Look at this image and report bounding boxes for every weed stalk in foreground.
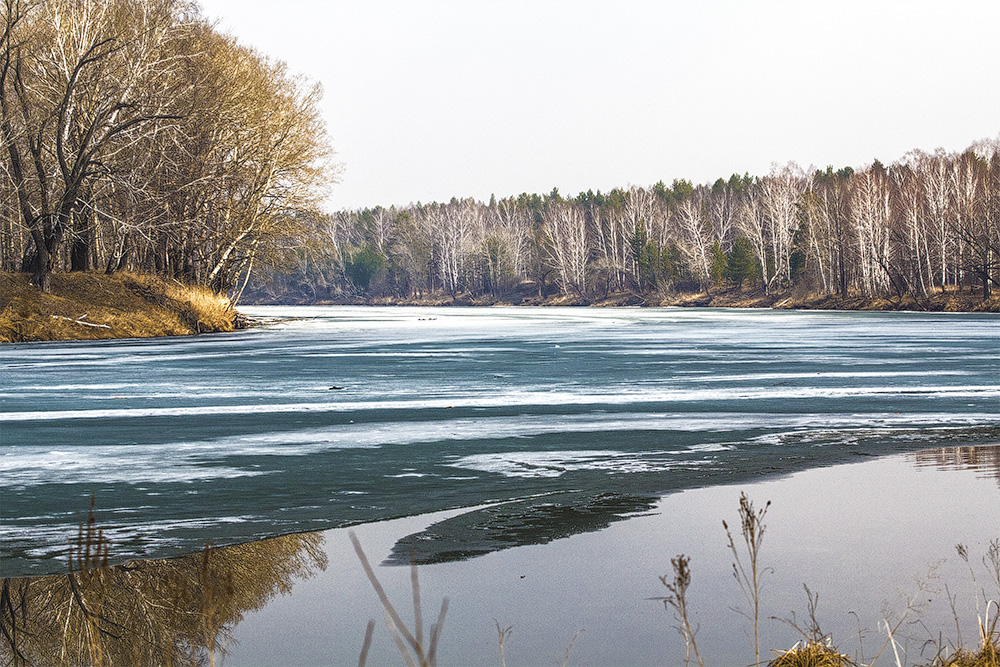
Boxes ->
[660,554,705,667]
[725,492,771,666]
[350,531,448,667]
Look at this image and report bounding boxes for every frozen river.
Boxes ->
[2,307,998,576]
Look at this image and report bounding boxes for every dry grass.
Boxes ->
[0,271,240,343]
[4,485,998,666]
[669,494,1000,667]
[769,640,857,666]
[725,492,771,666]
[658,554,704,667]
[929,644,1000,667]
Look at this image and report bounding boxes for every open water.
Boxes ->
[1,307,998,576]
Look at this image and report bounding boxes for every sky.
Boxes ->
[196,0,1000,212]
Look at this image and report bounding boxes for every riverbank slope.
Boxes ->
[0,272,245,343]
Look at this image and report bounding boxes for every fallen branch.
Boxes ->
[51,315,111,329]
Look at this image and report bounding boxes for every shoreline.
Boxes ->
[0,271,249,343]
[252,285,1000,313]
[3,271,997,343]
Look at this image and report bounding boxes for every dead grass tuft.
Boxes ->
[768,640,856,666]
[927,642,1000,667]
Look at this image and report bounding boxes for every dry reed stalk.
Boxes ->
[496,622,513,667]
[359,619,376,667]
[724,492,771,666]
[562,629,583,667]
[350,531,448,667]
[659,554,704,667]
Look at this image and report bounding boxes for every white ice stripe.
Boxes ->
[0,413,990,472]
[3,385,999,422]
[0,446,268,486]
[675,370,973,381]
[746,424,999,447]
[449,449,714,478]
[0,383,177,392]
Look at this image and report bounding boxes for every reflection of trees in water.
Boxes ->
[911,445,1000,486]
[1,514,327,667]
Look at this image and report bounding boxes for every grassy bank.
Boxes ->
[0,272,245,343]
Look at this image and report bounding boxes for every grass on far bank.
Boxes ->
[291,282,1000,312]
[0,271,241,343]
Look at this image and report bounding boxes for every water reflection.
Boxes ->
[0,530,326,666]
[910,444,1000,486]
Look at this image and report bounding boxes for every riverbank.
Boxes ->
[0,272,246,343]
[4,273,996,344]
[271,284,1000,312]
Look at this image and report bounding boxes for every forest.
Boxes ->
[2,1,998,306]
[256,141,1000,306]
[1,0,332,295]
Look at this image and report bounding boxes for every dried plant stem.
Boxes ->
[724,492,771,667]
[496,622,513,667]
[660,554,704,667]
[358,619,376,667]
[350,531,447,667]
[562,629,583,667]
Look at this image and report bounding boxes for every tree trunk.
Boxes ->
[32,243,53,293]
[70,210,93,272]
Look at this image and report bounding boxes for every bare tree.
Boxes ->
[759,164,805,292]
[1,0,188,291]
[950,146,997,297]
[850,164,893,296]
[675,190,712,288]
[543,200,588,296]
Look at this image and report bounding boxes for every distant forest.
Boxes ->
[2,3,997,305]
[254,140,1000,304]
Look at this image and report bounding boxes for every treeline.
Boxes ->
[256,140,1000,305]
[1,0,332,295]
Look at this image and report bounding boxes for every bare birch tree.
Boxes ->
[543,200,588,295]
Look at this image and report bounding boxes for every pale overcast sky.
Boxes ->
[197,0,999,212]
